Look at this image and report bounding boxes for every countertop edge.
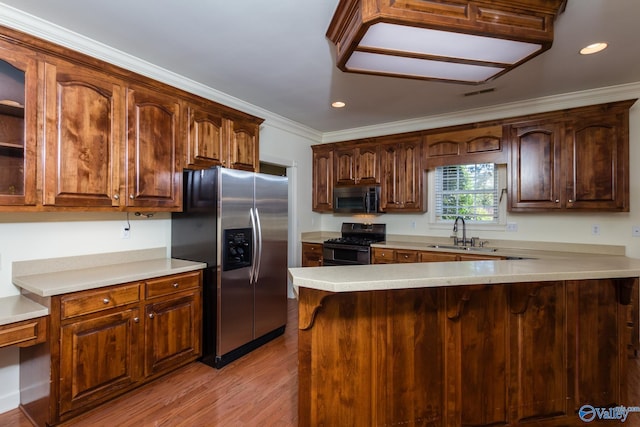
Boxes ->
[289,256,640,293]
[13,258,207,297]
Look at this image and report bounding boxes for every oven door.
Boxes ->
[323,244,371,266]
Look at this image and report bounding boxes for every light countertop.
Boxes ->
[288,255,640,293]
[0,295,49,326]
[12,248,206,298]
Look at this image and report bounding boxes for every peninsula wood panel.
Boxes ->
[298,278,637,426]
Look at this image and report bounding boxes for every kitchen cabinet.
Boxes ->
[0,42,37,207]
[312,145,333,212]
[183,100,263,172]
[20,270,202,427]
[126,85,182,210]
[334,142,379,186]
[42,58,124,207]
[301,243,323,267]
[143,273,201,378]
[379,135,425,212]
[508,100,633,212]
[373,247,503,264]
[424,124,506,168]
[226,115,260,171]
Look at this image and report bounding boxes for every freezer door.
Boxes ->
[254,173,288,337]
[218,168,254,356]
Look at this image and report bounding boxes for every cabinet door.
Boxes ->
[508,122,562,210]
[126,86,181,209]
[356,144,379,184]
[184,103,226,168]
[419,251,458,262]
[43,60,123,207]
[380,137,424,212]
[334,147,356,185]
[565,110,629,210]
[59,308,141,416]
[312,146,333,212]
[302,243,323,267]
[0,42,37,206]
[227,117,259,171]
[144,292,202,378]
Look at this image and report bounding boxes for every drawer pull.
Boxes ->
[134,317,139,323]
[173,283,179,288]
[103,298,110,304]
[149,313,155,319]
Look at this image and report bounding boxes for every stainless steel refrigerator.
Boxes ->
[171,167,288,368]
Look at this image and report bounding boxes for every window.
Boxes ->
[434,163,499,223]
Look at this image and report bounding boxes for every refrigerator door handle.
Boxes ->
[254,207,263,284]
[249,207,258,284]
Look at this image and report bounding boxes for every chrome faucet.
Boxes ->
[452,216,469,246]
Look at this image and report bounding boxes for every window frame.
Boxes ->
[428,163,507,230]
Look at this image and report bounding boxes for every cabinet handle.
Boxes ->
[568,199,573,203]
[113,194,119,200]
[149,313,155,319]
[103,298,110,304]
[130,194,135,200]
[555,199,560,203]
[173,282,179,288]
[134,317,139,323]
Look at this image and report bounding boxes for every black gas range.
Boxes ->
[323,223,386,266]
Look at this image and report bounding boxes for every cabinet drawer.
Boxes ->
[145,271,201,299]
[372,248,395,264]
[396,250,418,263]
[61,283,141,320]
[0,316,47,348]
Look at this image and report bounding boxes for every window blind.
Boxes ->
[435,163,498,222]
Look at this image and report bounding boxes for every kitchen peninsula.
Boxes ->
[289,256,640,427]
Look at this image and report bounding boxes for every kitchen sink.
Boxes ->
[427,244,498,253]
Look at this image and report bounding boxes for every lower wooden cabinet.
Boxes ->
[372,247,503,264]
[301,243,323,267]
[20,270,202,426]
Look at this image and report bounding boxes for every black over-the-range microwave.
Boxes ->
[333,185,383,214]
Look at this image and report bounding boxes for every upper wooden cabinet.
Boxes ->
[184,101,261,172]
[424,124,506,167]
[0,24,263,212]
[379,135,425,212]
[126,85,182,210]
[0,41,37,206]
[334,142,379,186]
[312,145,333,212]
[42,59,124,207]
[227,115,260,171]
[508,100,633,212]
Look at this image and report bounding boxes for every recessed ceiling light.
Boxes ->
[331,101,346,108]
[580,42,608,55]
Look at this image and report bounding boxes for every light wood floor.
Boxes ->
[0,299,299,427]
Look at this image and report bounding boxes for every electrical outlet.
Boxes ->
[121,227,131,239]
[633,225,640,237]
[591,224,600,235]
[411,221,416,230]
[506,223,518,232]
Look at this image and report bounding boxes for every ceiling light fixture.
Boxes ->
[580,42,608,55]
[327,0,567,84]
[331,101,346,108]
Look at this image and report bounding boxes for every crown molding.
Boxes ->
[322,81,640,143]
[0,3,323,143]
